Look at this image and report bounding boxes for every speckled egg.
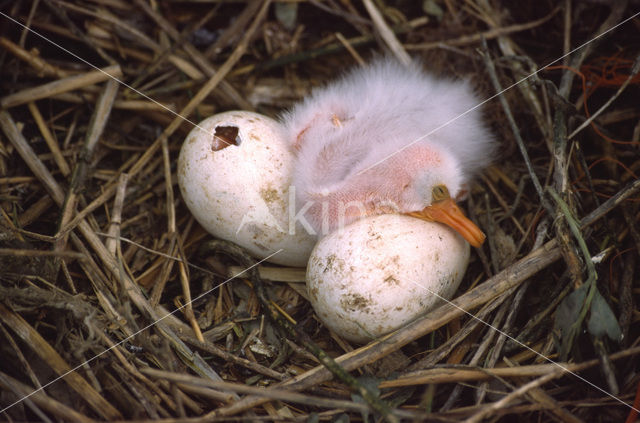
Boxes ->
[178,111,316,266]
[306,214,470,343]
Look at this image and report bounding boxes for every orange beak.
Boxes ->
[407,198,486,247]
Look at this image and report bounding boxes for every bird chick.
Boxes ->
[281,58,495,246]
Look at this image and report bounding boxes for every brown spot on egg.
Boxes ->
[260,186,280,205]
[249,130,261,141]
[383,275,400,286]
[340,292,370,313]
[309,255,321,270]
[253,241,269,251]
[323,254,345,275]
[309,285,319,300]
[366,227,382,240]
[212,125,239,151]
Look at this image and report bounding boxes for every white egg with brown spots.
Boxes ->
[306,214,469,344]
[178,111,316,266]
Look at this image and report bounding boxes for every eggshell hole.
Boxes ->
[212,125,240,151]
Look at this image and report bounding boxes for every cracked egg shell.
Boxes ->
[306,214,470,343]
[178,111,316,266]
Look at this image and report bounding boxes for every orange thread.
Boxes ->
[572,156,639,185]
[546,60,640,146]
[608,248,634,292]
[625,378,640,423]
[587,156,639,179]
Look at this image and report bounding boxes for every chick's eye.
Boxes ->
[432,184,450,202]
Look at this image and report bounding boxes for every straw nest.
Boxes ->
[1,1,639,422]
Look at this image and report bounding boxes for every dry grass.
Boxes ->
[1,1,639,422]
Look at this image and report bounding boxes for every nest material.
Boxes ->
[0,1,639,421]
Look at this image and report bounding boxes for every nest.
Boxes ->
[1,1,639,421]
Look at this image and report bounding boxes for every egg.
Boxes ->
[306,214,470,343]
[178,111,317,267]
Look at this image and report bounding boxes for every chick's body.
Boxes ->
[282,58,495,239]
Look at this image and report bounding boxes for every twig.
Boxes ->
[236,17,426,74]
[463,371,562,423]
[204,0,260,58]
[142,368,373,413]
[0,304,122,419]
[55,78,118,264]
[619,208,638,342]
[41,0,116,65]
[105,173,128,256]
[362,0,412,67]
[547,187,599,359]
[563,0,571,67]
[199,240,400,423]
[27,101,71,176]
[178,234,204,342]
[132,0,252,110]
[18,0,41,48]
[49,0,158,52]
[381,345,640,387]
[476,0,549,138]
[0,371,95,423]
[0,64,121,108]
[0,111,65,204]
[0,249,85,259]
[227,265,306,283]
[481,41,554,215]
[550,99,585,290]
[335,32,366,66]
[408,293,505,371]
[0,36,70,78]
[475,280,531,404]
[406,7,559,51]
[179,333,287,381]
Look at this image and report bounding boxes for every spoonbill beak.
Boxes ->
[408,197,485,247]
